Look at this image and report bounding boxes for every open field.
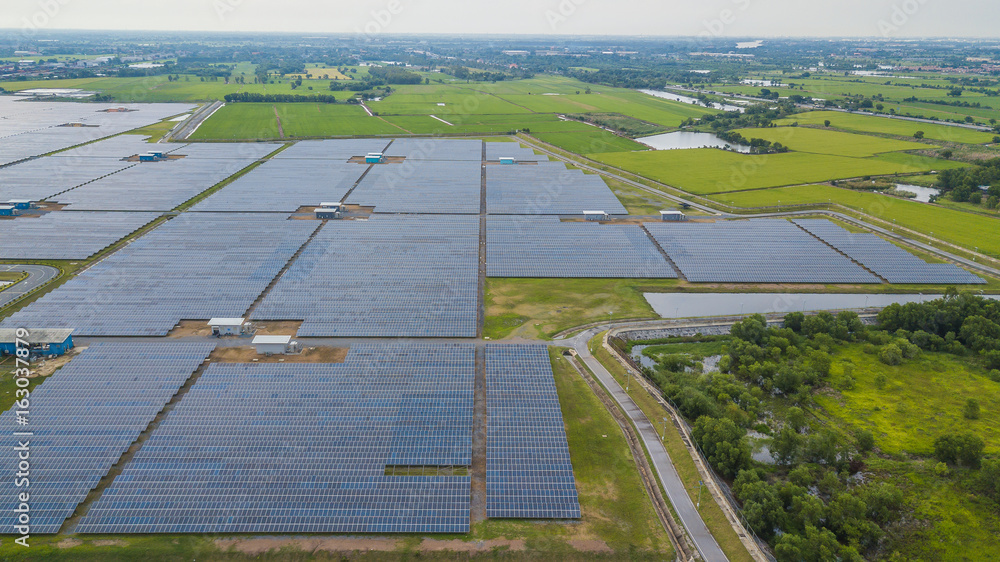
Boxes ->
[776,110,996,144]
[591,148,964,194]
[732,126,934,157]
[708,184,1000,257]
[188,103,281,139]
[815,346,1000,456]
[277,103,404,136]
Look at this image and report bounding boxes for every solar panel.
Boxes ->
[251,215,479,337]
[77,343,474,534]
[486,216,676,278]
[484,142,550,163]
[347,160,482,214]
[0,342,215,534]
[0,211,160,259]
[0,213,318,336]
[384,138,483,161]
[273,139,392,160]
[793,219,986,285]
[0,158,135,202]
[191,158,367,212]
[486,162,627,215]
[485,345,581,519]
[644,219,883,284]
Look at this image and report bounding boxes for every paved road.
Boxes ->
[0,264,59,308]
[567,327,728,562]
[167,101,224,141]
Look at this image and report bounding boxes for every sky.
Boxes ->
[4,0,999,39]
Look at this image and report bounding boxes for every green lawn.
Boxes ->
[591,149,962,194]
[707,184,1000,258]
[776,111,996,144]
[277,104,404,137]
[732,126,933,157]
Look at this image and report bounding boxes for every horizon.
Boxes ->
[4,0,999,40]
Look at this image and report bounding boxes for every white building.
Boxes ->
[253,335,293,355]
[208,318,247,336]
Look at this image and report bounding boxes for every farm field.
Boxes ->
[776,110,996,143]
[277,104,404,137]
[708,184,1000,257]
[590,148,963,194]
[731,126,934,157]
[188,103,282,140]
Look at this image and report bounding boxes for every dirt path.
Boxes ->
[272,105,285,139]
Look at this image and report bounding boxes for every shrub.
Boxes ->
[963,399,981,420]
[878,344,903,366]
[934,433,985,468]
[857,430,875,453]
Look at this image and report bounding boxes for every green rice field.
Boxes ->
[732,126,933,157]
[776,111,996,144]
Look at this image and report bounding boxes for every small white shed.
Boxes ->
[253,335,292,355]
[582,210,609,221]
[660,210,687,222]
[208,317,246,336]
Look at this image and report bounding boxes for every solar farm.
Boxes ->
[0,101,992,548]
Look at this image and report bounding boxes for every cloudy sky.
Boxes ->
[4,0,997,38]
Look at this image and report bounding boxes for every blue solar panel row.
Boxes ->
[385,138,483,161]
[485,345,581,519]
[252,215,479,337]
[273,139,391,160]
[793,219,986,285]
[0,158,135,202]
[0,342,214,534]
[486,216,677,278]
[191,158,367,212]
[0,211,160,260]
[78,343,474,534]
[0,213,318,335]
[645,219,883,284]
[347,160,483,214]
[486,162,627,215]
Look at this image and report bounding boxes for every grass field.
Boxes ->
[277,104,404,137]
[484,278,678,340]
[188,103,281,140]
[707,184,1000,257]
[815,346,999,456]
[732,126,934,157]
[591,148,963,194]
[776,111,996,144]
[534,129,649,154]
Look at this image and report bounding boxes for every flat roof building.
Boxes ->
[660,210,687,222]
[208,318,246,336]
[0,206,18,217]
[0,329,74,358]
[253,335,293,355]
[583,210,609,221]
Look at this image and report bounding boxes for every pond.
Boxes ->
[639,89,745,113]
[636,131,751,153]
[893,184,940,203]
[641,292,1000,319]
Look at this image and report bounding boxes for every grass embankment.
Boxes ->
[587,334,755,562]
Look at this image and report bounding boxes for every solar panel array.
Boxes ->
[793,219,986,285]
[192,159,367,212]
[0,342,214,533]
[0,211,160,259]
[486,216,676,278]
[167,142,281,160]
[645,219,883,284]
[57,157,258,211]
[252,215,479,337]
[347,160,483,214]
[486,162,627,215]
[50,134,181,159]
[0,99,193,166]
[0,158,134,202]
[78,343,474,534]
[486,345,581,519]
[485,142,549,162]
[0,213,318,335]
[385,138,483,161]
[273,139,391,160]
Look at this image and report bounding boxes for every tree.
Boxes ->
[940,149,953,159]
[824,119,831,127]
[934,433,985,467]
[979,459,1000,503]
[857,429,875,453]
[963,399,981,420]
[913,130,925,139]
[878,344,903,366]
[692,416,752,478]
[774,526,851,562]
[772,425,802,465]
